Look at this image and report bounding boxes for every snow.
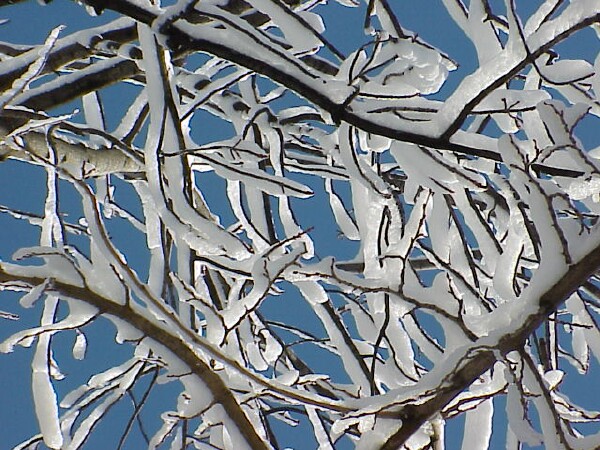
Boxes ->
[492,205,527,303]
[263,126,314,256]
[566,176,600,201]
[244,0,323,53]
[0,25,64,110]
[222,244,306,329]
[433,0,600,135]
[390,140,486,193]
[526,0,600,45]
[377,304,419,381]
[0,300,98,354]
[505,378,543,446]
[453,189,500,273]
[67,366,142,449]
[140,23,253,259]
[593,53,600,106]
[19,278,51,308]
[541,59,595,84]
[177,374,213,417]
[461,397,493,450]
[275,368,299,386]
[435,48,521,134]
[193,152,313,198]
[340,36,454,103]
[82,91,105,141]
[32,358,63,449]
[226,180,270,251]
[500,135,571,268]
[473,89,551,133]
[0,247,83,287]
[358,129,391,153]
[333,0,359,7]
[296,281,371,392]
[306,405,334,450]
[402,311,443,364]
[12,56,124,109]
[325,178,360,240]
[72,330,87,360]
[542,369,564,390]
[107,315,145,344]
[537,101,590,148]
[524,0,561,35]
[338,123,389,197]
[114,91,148,140]
[1,0,599,447]
[172,4,355,105]
[565,293,600,373]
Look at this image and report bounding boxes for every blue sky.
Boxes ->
[1,1,599,449]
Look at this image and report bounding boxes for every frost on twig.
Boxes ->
[1,0,600,449]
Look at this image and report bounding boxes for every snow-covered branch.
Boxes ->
[1,0,599,448]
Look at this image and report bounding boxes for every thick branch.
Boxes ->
[379,238,600,449]
[0,267,269,450]
[78,0,594,178]
[0,119,143,177]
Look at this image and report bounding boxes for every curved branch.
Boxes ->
[0,17,137,92]
[78,0,595,178]
[379,235,600,449]
[438,1,600,138]
[0,266,269,450]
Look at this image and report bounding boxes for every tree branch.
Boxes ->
[0,266,270,450]
[379,236,600,449]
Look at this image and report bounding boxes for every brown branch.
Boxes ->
[2,1,593,179]
[0,267,270,450]
[379,238,600,449]
[76,0,594,178]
